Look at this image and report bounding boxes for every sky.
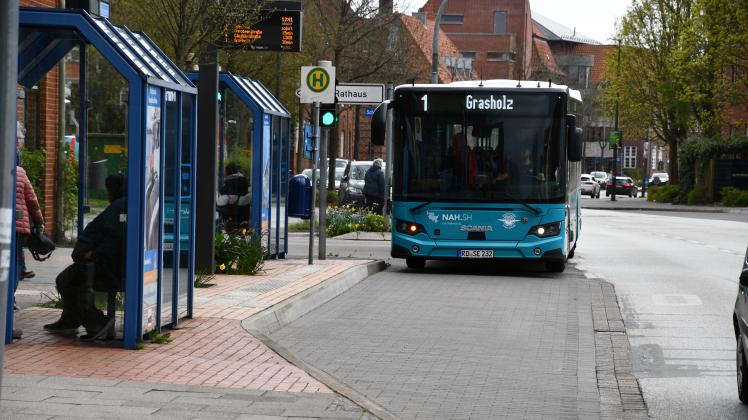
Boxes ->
[396,0,634,44]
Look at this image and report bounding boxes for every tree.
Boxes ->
[696,0,748,130]
[115,0,265,70]
[600,0,697,185]
[303,0,420,190]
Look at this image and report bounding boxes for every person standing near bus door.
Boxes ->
[363,158,385,213]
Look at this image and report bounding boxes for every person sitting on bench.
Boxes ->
[44,174,127,340]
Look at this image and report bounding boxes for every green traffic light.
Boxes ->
[321,112,335,126]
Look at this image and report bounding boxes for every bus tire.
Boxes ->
[406,258,426,269]
[546,261,565,273]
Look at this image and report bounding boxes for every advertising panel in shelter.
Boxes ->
[143,86,161,334]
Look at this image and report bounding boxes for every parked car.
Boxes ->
[733,245,748,402]
[606,176,638,197]
[580,174,601,198]
[300,167,344,191]
[590,171,609,189]
[338,160,386,207]
[649,172,669,185]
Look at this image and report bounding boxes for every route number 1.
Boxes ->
[421,94,428,112]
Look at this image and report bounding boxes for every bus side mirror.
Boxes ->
[371,101,388,146]
[566,114,582,162]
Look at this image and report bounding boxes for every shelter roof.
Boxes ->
[227,73,290,117]
[187,72,290,118]
[18,8,194,92]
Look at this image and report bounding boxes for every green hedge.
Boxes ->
[647,184,680,203]
[721,187,748,207]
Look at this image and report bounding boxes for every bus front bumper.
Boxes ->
[391,233,566,262]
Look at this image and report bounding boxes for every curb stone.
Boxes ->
[590,280,649,420]
[242,259,395,420]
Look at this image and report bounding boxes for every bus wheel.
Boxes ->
[406,258,426,269]
[546,262,565,273]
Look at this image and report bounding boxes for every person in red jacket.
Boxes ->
[14,164,44,339]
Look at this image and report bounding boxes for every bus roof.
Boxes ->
[395,79,583,102]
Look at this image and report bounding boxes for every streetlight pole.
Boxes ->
[611,38,621,201]
[431,0,448,84]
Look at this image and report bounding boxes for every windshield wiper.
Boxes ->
[497,193,541,216]
[409,201,434,213]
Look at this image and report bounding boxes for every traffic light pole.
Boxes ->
[318,127,328,260]
[308,102,320,265]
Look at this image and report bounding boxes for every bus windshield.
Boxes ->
[393,90,566,203]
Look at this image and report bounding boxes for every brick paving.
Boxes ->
[6,258,366,394]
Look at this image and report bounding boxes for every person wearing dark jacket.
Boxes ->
[44,174,127,340]
[216,163,250,232]
[362,158,385,213]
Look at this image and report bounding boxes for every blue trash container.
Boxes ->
[288,174,312,219]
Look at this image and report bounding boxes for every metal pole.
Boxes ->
[0,0,20,391]
[383,82,394,217]
[308,103,320,264]
[611,39,621,201]
[431,0,449,84]
[195,44,219,273]
[318,128,328,260]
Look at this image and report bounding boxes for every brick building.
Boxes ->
[417,0,533,80]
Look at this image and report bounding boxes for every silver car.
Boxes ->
[580,174,601,198]
[590,171,609,189]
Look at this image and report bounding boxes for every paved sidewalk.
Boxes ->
[3,254,384,419]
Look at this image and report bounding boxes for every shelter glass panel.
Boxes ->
[270,116,280,256]
[161,89,179,326]
[218,88,253,233]
[82,47,128,222]
[178,95,194,318]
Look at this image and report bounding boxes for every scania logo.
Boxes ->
[500,213,518,229]
[460,225,493,232]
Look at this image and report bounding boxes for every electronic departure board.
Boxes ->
[222,9,301,52]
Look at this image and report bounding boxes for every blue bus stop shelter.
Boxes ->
[188,72,290,258]
[11,8,198,349]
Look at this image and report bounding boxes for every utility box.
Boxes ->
[288,174,312,219]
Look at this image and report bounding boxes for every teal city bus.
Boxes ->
[371,80,583,272]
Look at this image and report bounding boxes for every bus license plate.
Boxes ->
[459,250,493,258]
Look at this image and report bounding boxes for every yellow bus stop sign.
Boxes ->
[306,67,330,93]
[300,65,335,103]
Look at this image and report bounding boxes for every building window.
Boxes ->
[493,11,507,34]
[487,52,513,61]
[624,146,637,168]
[579,66,590,89]
[461,51,476,60]
[565,66,591,89]
[440,14,464,24]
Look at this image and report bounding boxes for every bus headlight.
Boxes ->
[396,219,425,235]
[528,222,561,238]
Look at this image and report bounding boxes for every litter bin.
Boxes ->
[288,174,312,219]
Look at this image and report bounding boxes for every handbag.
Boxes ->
[27,224,56,261]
